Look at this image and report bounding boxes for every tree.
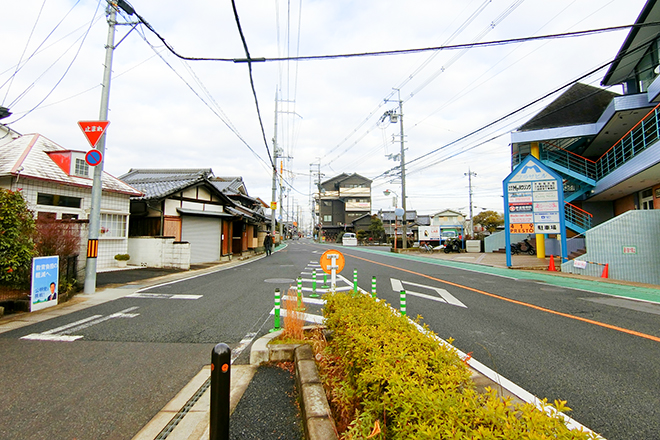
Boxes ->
[472,210,504,234]
[0,189,36,288]
[367,215,385,242]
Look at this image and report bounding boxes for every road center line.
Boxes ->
[348,254,660,343]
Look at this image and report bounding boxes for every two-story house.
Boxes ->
[0,133,142,273]
[316,173,371,242]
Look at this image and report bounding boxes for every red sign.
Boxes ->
[78,121,110,148]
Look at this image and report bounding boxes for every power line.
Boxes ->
[138,20,655,63]
[6,0,102,124]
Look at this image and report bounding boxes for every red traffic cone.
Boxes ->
[548,255,557,272]
[601,264,609,279]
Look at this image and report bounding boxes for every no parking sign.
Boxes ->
[85,149,103,167]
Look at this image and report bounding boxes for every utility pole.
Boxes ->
[382,90,408,248]
[465,169,477,238]
[397,89,408,249]
[271,91,278,234]
[310,161,322,241]
[279,159,284,238]
[84,4,117,294]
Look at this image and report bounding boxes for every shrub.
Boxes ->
[0,189,36,289]
[282,287,305,341]
[114,254,130,261]
[319,291,598,440]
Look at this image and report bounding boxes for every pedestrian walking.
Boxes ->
[264,231,273,256]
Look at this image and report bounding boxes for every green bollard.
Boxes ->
[310,269,319,298]
[353,268,358,292]
[297,276,302,308]
[371,276,376,298]
[322,272,329,289]
[400,290,406,316]
[269,288,282,332]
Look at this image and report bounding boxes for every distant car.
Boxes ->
[342,233,358,246]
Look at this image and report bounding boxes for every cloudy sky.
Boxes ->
[1,0,648,229]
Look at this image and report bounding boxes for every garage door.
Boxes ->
[181,216,221,263]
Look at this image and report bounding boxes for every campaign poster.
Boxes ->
[31,256,59,312]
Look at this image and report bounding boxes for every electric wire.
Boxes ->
[2,0,91,107]
[408,0,526,100]
[136,20,654,63]
[378,36,654,183]
[228,0,274,170]
[134,27,272,175]
[6,0,102,124]
[2,0,48,105]
[322,0,497,163]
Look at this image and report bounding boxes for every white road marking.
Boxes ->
[390,278,467,308]
[126,292,203,300]
[40,314,103,335]
[282,295,325,305]
[270,308,324,324]
[171,294,203,300]
[20,333,84,342]
[20,307,141,342]
[231,332,258,364]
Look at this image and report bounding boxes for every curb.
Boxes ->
[250,330,338,440]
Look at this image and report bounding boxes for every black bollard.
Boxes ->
[210,343,231,440]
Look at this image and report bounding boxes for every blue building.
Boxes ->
[508,0,660,283]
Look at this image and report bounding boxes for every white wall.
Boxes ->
[128,237,190,270]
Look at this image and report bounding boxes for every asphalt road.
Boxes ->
[327,242,660,440]
[1,239,658,439]
[0,244,315,440]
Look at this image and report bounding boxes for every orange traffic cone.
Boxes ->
[601,264,609,279]
[548,255,557,272]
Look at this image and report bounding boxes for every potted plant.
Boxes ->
[114,253,130,268]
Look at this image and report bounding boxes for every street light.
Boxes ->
[383,190,404,250]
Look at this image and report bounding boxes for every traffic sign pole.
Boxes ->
[84,6,116,294]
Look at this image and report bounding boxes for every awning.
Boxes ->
[177,207,233,218]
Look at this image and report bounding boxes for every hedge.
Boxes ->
[320,291,598,440]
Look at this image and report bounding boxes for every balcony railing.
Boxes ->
[596,103,660,177]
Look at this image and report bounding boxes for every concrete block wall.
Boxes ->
[128,237,190,270]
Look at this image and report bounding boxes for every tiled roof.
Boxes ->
[0,134,142,196]
[119,168,212,200]
[380,210,417,221]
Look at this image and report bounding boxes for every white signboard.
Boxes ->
[534,212,560,223]
[419,226,441,240]
[510,213,534,223]
[535,223,560,233]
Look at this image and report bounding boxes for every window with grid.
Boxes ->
[100,213,127,238]
[74,158,89,177]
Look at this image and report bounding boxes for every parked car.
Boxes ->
[342,232,358,246]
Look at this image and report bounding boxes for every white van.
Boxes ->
[342,232,358,246]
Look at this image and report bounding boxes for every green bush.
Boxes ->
[0,189,36,289]
[321,291,598,439]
